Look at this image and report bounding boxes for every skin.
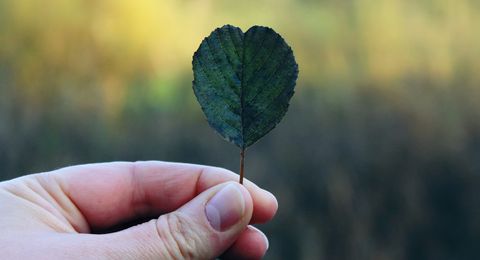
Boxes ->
[0,161,278,259]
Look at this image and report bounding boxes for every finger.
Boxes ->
[221,225,269,260]
[50,161,277,231]
[98,182,254,259]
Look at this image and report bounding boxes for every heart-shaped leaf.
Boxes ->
[192,25,298,149]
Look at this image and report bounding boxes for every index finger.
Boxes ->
[51,161,277,232]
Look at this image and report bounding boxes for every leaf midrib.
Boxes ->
[240,28,246,149]
[240,27,271,148]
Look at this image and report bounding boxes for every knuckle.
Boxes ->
[155,213,205,260]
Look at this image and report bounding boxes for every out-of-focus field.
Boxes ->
[1,0,480,259]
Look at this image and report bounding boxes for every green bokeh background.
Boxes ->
[1,0,480,259]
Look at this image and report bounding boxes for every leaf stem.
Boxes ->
[239,147,245,184]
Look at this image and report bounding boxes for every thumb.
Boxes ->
[101,181,253,259]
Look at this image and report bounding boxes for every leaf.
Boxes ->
[192,24,298,149]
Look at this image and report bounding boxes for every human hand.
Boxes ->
[0,161,277,259]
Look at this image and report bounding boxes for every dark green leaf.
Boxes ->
[192,25,298,149]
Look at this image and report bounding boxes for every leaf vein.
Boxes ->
[204,37,240,100]
[194,57,238,108]
[245,48,293,107]
[214,30,241,83]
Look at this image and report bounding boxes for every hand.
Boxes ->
[0,161,278,259]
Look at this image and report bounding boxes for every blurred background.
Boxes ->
[1,0,480,259]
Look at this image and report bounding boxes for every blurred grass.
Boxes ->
[1,0,480,259]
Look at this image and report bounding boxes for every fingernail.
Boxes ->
[205,183,245,231]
